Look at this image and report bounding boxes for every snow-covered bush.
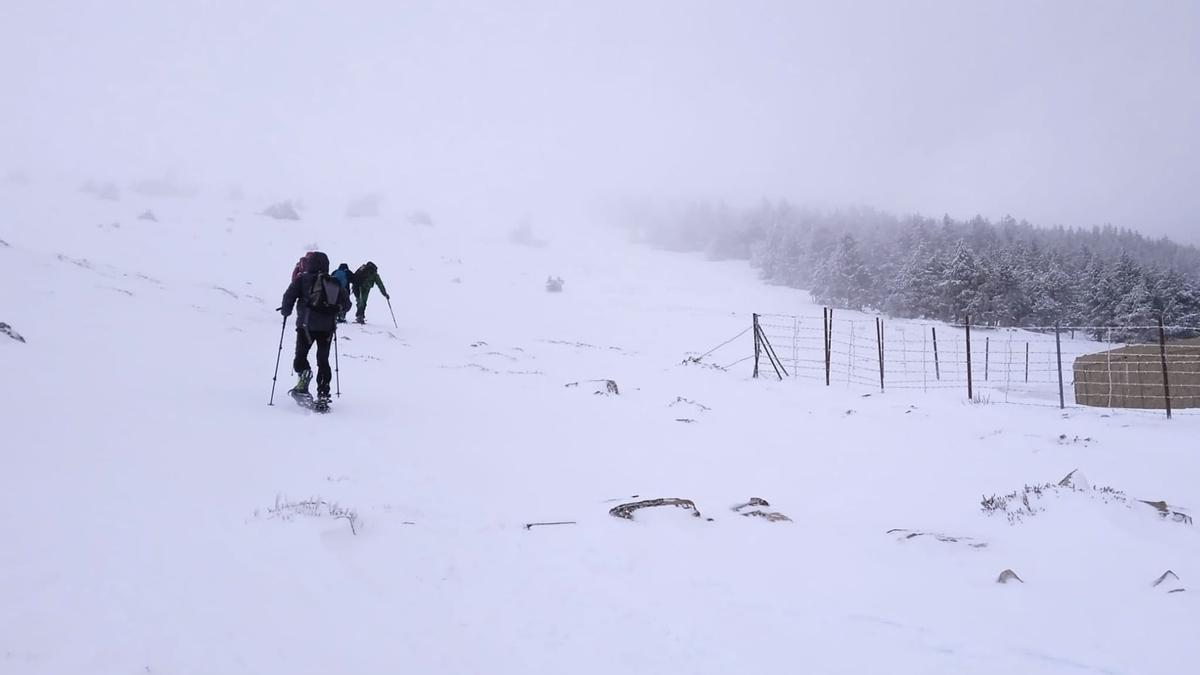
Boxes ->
[407,210,434,227]
[260,200,300,221]
[509,222,547,247]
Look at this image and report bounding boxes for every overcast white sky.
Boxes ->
[1,0,1197,239]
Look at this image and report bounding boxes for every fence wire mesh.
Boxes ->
[738,311,1200,416]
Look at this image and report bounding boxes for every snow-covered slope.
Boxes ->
[2,182,1198,675]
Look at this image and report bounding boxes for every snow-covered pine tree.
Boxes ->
[1110,278,1157,342]
[941,241,984,321]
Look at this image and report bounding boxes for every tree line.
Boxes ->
[630,201,1200,341]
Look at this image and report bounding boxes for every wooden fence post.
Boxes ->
[1054,323,1065,409]
[965,315,974,401]
[1158,316,1173,419]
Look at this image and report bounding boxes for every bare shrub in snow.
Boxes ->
[138,210,158,222]
[671,397,711,413]
[545,276,564,292]
[265,494,359,535]
[680,355,729,371]
[982,470,1192,525]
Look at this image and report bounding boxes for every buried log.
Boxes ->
[1138,500,1193,525]
[609,497,701,521]
[524,521,577,530]
[887,529,987,549]
[732,497,791,522]
[1151,570,1185,593]
[996,569,1024,584]
[1,322,25,343]
[740,510,792,522]
[564,379,621,395]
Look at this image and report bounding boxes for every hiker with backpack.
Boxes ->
[351,261,389,324]
[331,263,353,323]
[278,251,351,412]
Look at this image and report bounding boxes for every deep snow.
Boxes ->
[1,182,1198,675]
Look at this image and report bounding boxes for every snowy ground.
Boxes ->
[2,182,1198,675]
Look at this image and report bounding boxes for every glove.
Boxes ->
[277,306,291,317]
[383,293,390,300]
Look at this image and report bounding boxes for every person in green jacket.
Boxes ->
[351,261,389,324]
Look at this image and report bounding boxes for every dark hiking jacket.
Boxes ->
[332,264,352,289]
[281,252,351,333]
[352,262,388,297]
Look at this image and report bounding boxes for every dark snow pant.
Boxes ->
[354,286,371,321]
[293,329,333,395]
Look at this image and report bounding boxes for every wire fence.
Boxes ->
[703,310,1200,417]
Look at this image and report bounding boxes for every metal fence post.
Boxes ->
[965,315,974,401]
[752,313,761,378]
[823,308,831,386]
[1055,323,1065,409]
[984,336,990,381]
[932,326,940,381]
[876,317,885,392]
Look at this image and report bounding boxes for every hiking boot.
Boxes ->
[354,316,365,324]
[290,369,313,395]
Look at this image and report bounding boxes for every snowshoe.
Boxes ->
[313,394,331,414]
[289,389,315,410]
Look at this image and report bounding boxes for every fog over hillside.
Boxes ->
[2,1,1197,238]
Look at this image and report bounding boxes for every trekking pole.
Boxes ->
[333,327,341,398]
[386,296,398,329]
[268,313,288,405]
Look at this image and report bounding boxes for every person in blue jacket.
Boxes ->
[331,263,353,323]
